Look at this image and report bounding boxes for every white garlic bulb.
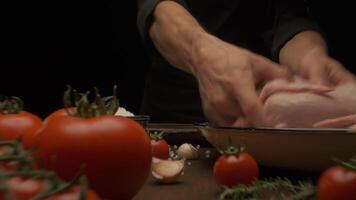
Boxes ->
[176,143,199,160]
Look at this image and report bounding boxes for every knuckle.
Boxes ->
[210,96,226,107]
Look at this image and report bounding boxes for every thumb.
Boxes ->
[253,55,292,82]
[233,72,266,127]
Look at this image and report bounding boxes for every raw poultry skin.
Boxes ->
[260,78,356,128]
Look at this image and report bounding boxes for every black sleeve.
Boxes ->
[272,0,323,61]
[137,0,188,42]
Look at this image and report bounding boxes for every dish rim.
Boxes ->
[196,122,354,135]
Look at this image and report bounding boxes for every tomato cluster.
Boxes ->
[0,140,101,200]
[0,88,152,200]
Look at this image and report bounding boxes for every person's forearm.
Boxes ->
[279,31,328,72]
[149,1,211,74]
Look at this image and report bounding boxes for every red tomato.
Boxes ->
[0,160,19,171]
[44,108,76,123]
[317,166,356,200]
[22,107,76,149]
[0,111,42,145]
[35,115,152,200]
[214,152,259,187]
[45,185,101,200]
[151,139,169,159]
[21,128,41,150]
[23,107,75,149]
[0,146,19,171]
[0,177,46,200]
[0,177,101,200]
[0,146,6,153]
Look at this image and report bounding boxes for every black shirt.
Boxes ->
[137,0,321,123]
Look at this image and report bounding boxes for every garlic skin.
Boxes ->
[151,158,185,183]
[115,107,134,117]
[176,143,199,160]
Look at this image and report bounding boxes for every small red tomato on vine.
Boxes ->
[213,139,259,187]
[0,141,34,171]
[44,174,102,200]
[0,96,42,149]
[0,146,20,170]
[45,185,101,200]
[150,131,170,159]
[317,156,356,200]
[0,176,47,200]
[0,169,102,200]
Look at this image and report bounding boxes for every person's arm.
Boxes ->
[279,30,355,86]
[145,1,290,126]
[148,1,205,74]
[279,30,327,72]
[273,0,355,86]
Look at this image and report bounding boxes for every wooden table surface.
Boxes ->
[133,147,320,200]
[133,124,321,200]
[133,148,221,200]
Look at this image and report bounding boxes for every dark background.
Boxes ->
[2,1,355,118]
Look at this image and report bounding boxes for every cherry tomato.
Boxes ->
[0,111,42,145]
[0,177,46,200]
[150,131,169,159]
[0,96,42,148]
[45,185,101,200]
[151,139,169,159]
[213,146,259,187]
[44,108,76,123]
[24,107,76,150]
[0,145,22,171]
[0,140,39,170]
[317,166,356,200]
[0,177,102,200]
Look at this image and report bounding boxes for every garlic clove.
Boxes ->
[176,143,199,160]
[151,158,185,183]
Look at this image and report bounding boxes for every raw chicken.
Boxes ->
[261,78,356,128]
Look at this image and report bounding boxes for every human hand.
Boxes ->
[191,34,291,126]
[313,114,356,128]
[299,48,355,86]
